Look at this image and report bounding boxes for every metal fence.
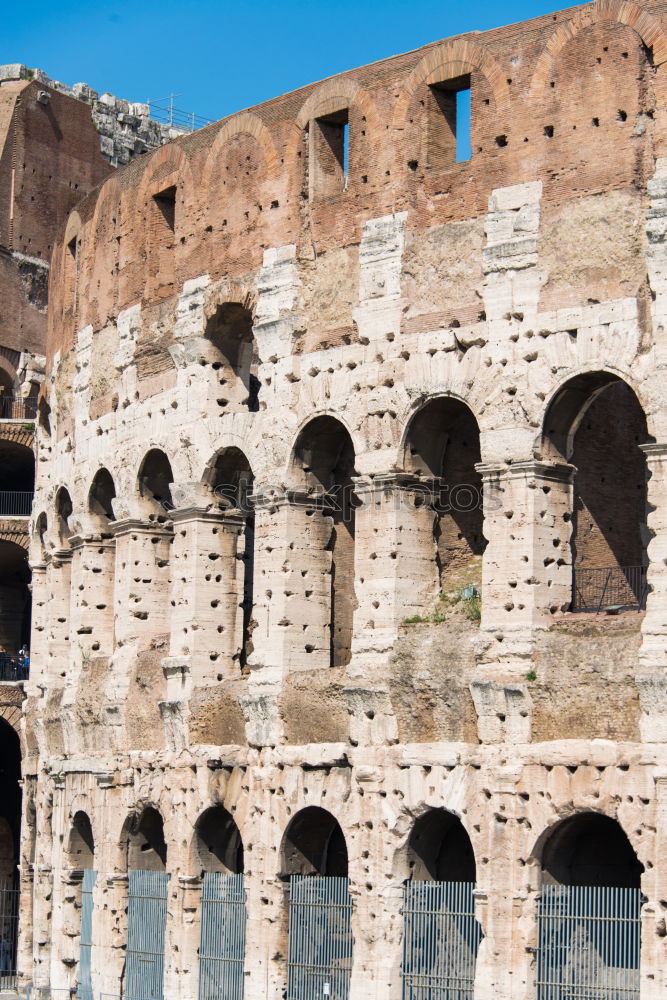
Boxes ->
[78,870,96,1000]
[0,396,36,420]
[572,566,648,612]
[0,653,29,682]
[536,884,642,1000]
[0,491,34,516]
[125,870,170,1000]
[198,872,245,1000]
[401,881,482,1000]
[287,876,353,1000]
[0,876,19,990]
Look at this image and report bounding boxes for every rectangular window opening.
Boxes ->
[312,108,349,197]
[428,75,472,169]
[153,186,176,231]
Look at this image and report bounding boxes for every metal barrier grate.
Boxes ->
[198,872,245,1000]
[78,869,96,1000]
[401,881,482,1000]
[0,491,34,517]
[572,566,648,612]
[536,884,641,1000]
[0,876,19,990]
[0,654,29,682]
[0,396,36,420]
[126,870,170,1000]
[287,876,353,1000]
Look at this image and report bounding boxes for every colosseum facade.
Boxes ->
[17,1,667,998]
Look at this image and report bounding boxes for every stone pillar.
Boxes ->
[640,444,667,672]
[16,861,34,988]
[45,549,72,683]
[111,518,173,647]
[640,769,667,999]
[166,503,245,685]
[28,561,48,684]
[166,875,201,1000]
[93,873,128,997]
[476,461,574,673]
[68,532,115,659]
[350,475,439,682]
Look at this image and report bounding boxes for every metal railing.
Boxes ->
[0,654,29,681]
[77,870,96,1000]
[198,872,245,1000]
[536,884,641,1000]
[0,396,36,420]
[572,566,648,612]
[287,876,353,1000]
[402,881,482,1000]
[0,491,34,516]
[147,98,213,133]
[0,877,19,990]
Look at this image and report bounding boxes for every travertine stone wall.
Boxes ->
[20,1,667,997]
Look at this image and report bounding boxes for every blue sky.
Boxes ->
[4,0,566,124]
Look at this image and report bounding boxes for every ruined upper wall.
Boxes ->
[47,0,667,358]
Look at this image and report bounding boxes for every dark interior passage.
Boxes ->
[195,805,244,875]
[541,813,643,888]
[407,809,476,882]
[282,807,348,877]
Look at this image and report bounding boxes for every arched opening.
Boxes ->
[282,806,348,878]
[292,417,357,667]
[66,812,96,999]
[0,720,21,987]
[195,806,243,875]
[407,808,476,882]
[207,448,255,670]
[127,806,167,872]
[0,440,34,517]
[55,487,74,545]
[542,374,649,611]
[68,811,95,870]
[536,813,643,999]
[404,397,484,596]
[124,807,169,1000]
[402,810,481,999]
[137,450,174,519]
[88,468,116,528]
[0,541,31,673]
[283,808,352,1000]
[194,806,246,996]
[204,302,259,412]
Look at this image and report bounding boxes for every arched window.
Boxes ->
[88,468,116,527]
[137,450,174,520]
[283,807,352,1000]
[194,806,246,998]
[292,417,357,667]
[542,374,649,611]
[536,813,643,999]
[127,806,167,872]
[404,397,484,597]
[55,487,74,545]
[68,811,95,870]
[204,302,259,412]
[403,810,481,999]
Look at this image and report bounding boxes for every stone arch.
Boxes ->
[193,804,244,875]
[530,0,667,97]
[296,76,380,132]
[137,448,174,517]
[202,301,260,412]
[281,806,348,877]
[406,808,477,882]
[202,112,279,190]
[535,811,643,888]
[67,810,95,869]
[0,706,21,737]
[54,486,74,545]
[124,805,167,872]
[88,467,117,526]
[288,409,361,482]
[392,38,511,136]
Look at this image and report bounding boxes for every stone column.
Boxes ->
[28,560,48,684]
[166,875,201,1000]
[350,475,439,681]
[111,518,173,647]
[244,491,333,744]
[68,531,115,660]
[640,769,667,999]
[166,501,245,685]
[476,461,574,674]
[640,444,667,672]
[45,549,72,684]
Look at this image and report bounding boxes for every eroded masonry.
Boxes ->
[11,1,667,997]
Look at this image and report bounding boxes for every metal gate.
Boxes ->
[125,870,170,1000]
[536,884,642,1000]
[0,875,18,989]
[198,872,245,1000]
[78,869,96,1000]
[401,881,482,1000]
[287,876,353,1000]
